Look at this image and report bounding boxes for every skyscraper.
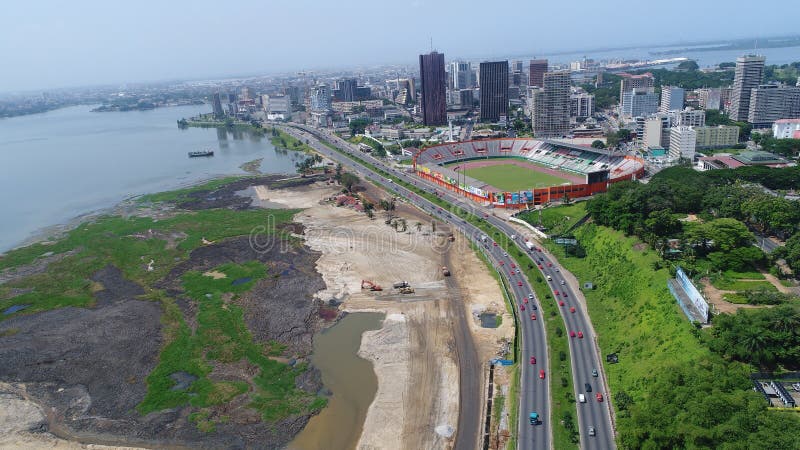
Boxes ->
[310,84,331,112]
[479,61,509,122]
[747,83,800,127]
[530,70,571,137]
[729,55,766,122]
[529,59,548,87]
[419,51,447,126]
[449,61,473,90]
[212,93,224,119]
[660,86,685,113]
[619,73,654,113]
[334,78,358,102]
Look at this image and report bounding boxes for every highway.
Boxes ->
[282,124,614,450]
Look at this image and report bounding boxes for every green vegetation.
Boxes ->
[139,260,325,422]
[139,176,245,203]
[349,135,387,157]
[633,67,735,90]
[445,161,572,191]
[518,203,587,236]
[545,225,800,449]
[269,127,314,152]
[759,137,800,158]
[710,278,777,292]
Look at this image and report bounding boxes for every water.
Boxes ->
[3,304,29,315]
[0,104,302,252]
[289,312,384,450]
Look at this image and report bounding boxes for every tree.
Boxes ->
[591,140,606,149]
[677,60,699,71]
[340,172,359,193]
[334,163,343,183]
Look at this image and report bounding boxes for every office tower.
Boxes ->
[669,126,697,161]
[450,61,472,90]
[355,86,371,100]
[747,83,800,127]
[227,93,237,104]
[729,55,766,122]
[660,86,685,113]
[334,78,358,102]
[212,93,224,118]
[459,89,474,108]
[529,59,548,87]
[419,51,447,125]
[530,70,571,137]
[621,88,658,118]
[643,115,672,149]
[619,73,654,113]
[570,92,595,118]
[479,61,509,122]
[510,60,525,87]
[698,88,722,110]
[310,84,331,111]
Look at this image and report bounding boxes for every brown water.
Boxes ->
[288,312,384,450]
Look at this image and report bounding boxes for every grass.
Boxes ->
[723,293,749,304]
[711,278,778,292]
[270,127,314,153]
[518,203,587,236]
[722,269,765,280]
[139,176,246,203]
[450,162,573,192]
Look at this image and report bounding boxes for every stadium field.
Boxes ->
[445,158,578,191]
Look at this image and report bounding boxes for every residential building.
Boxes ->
[729,55,766,122]
[419,51,447,125]
[619,72,654,113]
[450,61,473,90]
[529,59,548,87]
[669,126,697,161]
[310,84,331,112]
[643,114,672,149]
[694,125,740,149]
[747,84,800,128]
[479,61,509,122]
[773,118,800,139]
[264,94,290,119]
[621,88,658,118]
[570,92,594,118]
[530,70,571,137]
[331,99,383,114]
[660,86,685,113]
[674,108,706,127]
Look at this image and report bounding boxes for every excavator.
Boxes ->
[361,280,383,291]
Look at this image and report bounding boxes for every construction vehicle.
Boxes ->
[399,286,415,294]
[361,280,383,291]
[393,281,409,289]
[447,233,455,242]
[442,266,451,276]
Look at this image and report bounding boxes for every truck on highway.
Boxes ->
[525,241,535,251]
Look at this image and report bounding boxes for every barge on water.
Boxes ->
[188,150,214,157]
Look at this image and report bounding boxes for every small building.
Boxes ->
[773,118,800,139]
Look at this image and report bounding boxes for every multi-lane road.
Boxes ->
[282,124,614,450]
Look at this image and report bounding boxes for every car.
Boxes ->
[503,252,508,257]
[563,292,568,298]
[555,268,560,272]
[509,269,514,275]
[569,307,576,313]
[554,290,559,296]
[585,383,592,392]
[578,394,586,403]
[560,280,566,285]
[523,297,529,304]
[578,331,584,339]
[531,304,537,310]
[511,263,516,268]
[559,301,565,306]
[539,257,544,262]
[493,242,498,246]
[500,261,505,266]
[596,393,603,402]
[588,426,596,436]
[530,356,536,364]
[592,369,598,377]
[529,412,539,425]
[517,269,521,274]
[547,262,552,267]
[539,369,545,379]
[520,304,525,311]
[538,264,543,269]
[570,331,576,338]
[530,313,537,320]
[528,293,534,299]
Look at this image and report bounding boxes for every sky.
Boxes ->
[2,0,799,92]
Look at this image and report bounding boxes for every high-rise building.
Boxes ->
[619,73,654,114]
[334,78,358,102]
[669,126,697,161]
[643,115,672,149]
[698,88,722,110]
[747,83,800,127]
[240,87,251,101]
[674,108,706,127]
[479,61,509,122]
[621,88,659,118]
[773,118,800,139]
[729,55,766,122]
[419,51,447,125]
[570,92,595,119]
[530,70,571,137]
[449,61,472,90]
[310,84,331,112]
[529,59,548,87]
[510,60,525,87]
[212,93,224,118]
[660,86,685,113]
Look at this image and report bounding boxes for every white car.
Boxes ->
[578,394,586,403]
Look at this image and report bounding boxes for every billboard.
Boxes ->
[675,267,708,321]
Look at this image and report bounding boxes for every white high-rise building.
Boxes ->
[669,126,697,161]
[674,108,706,127]
[450,61,473,90]
[660,86,685,113]
[729,55,766,122]
[622,88,659,118]
[773,118,800,139]
[570,92,595,118]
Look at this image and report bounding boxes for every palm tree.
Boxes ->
[415,222,422,232]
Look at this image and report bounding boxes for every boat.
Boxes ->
[188,150,214,158]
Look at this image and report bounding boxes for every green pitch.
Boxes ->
[453,163,573,191]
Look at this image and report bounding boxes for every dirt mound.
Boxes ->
[178,175,324,210]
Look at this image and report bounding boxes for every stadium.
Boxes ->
[412,138,645,208]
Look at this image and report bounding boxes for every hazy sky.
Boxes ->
[2,0,798,92]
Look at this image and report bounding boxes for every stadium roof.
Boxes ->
[543,140,622,157]
[732,151,788,165]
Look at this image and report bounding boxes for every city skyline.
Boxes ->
[3,0,800,92]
